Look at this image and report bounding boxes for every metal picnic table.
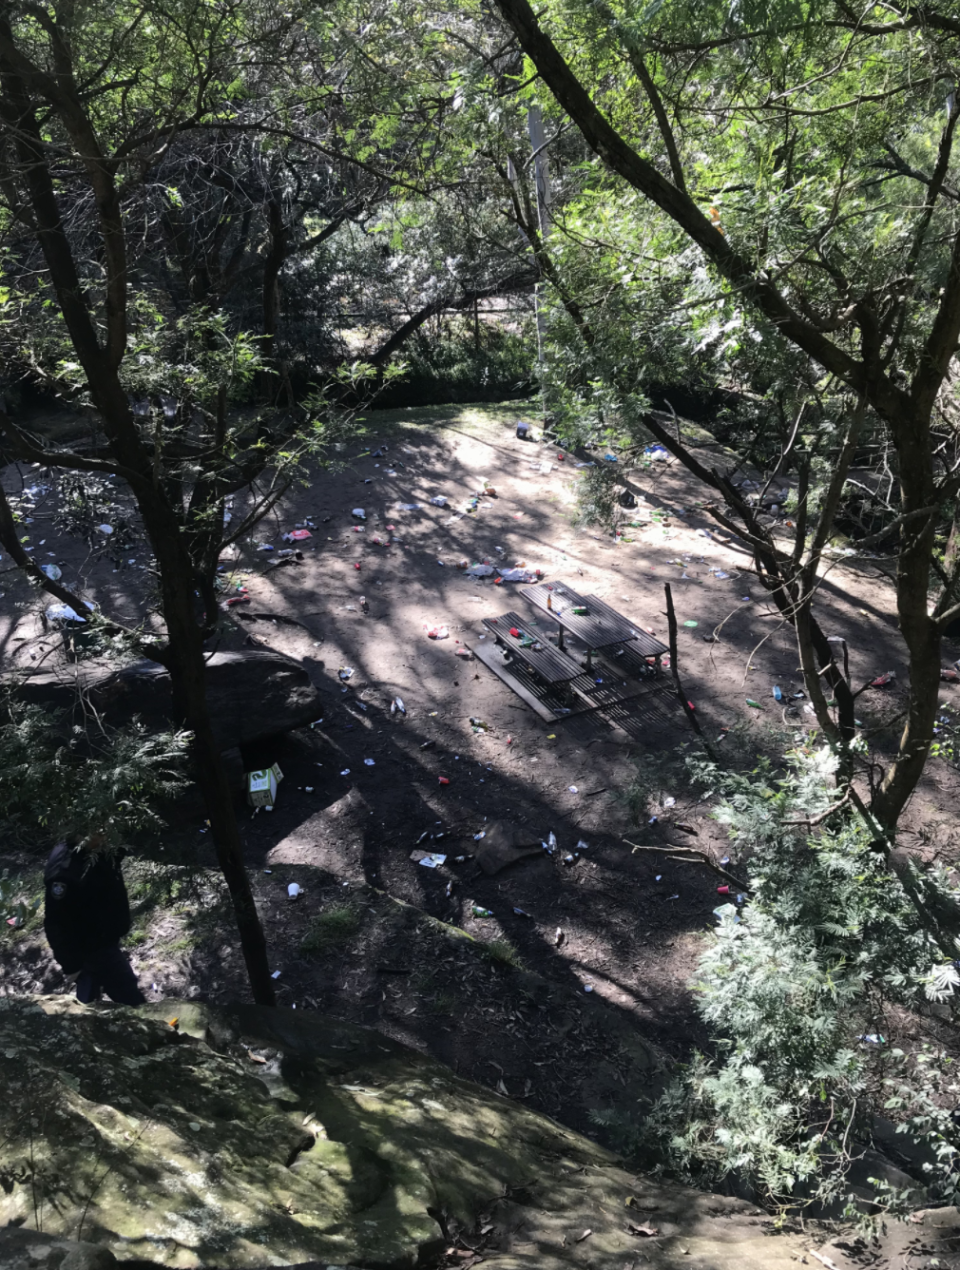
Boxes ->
[520,582,669,670]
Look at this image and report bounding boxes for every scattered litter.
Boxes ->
[859,1034,885,1045]
[340,768,351,776]
[683,620,698,628]
[391,697,406,715]
[472,905,493,918]
[97,523,114,535]
[271,971,281,979]
[870,672,896,688]
[246,763,283,808]
[339,667,354,680]
[745,698,764,710]
[40,564,61,581]
[411,850,447,868]
[424,625,449,639]
[663,796,676,808]
[498,567,541,582]
[577,839,589,852]
[772,685,783,701]
[455,646,474,658]
[584,983,594,992]
[438,776,450,785]
[513,907,531,917]
[256,543,274,551]
[429,496,448,507]
[364,758,375,766]
[397,503,421,511]
[351,508,366,519]
[284,529,312,542]
[287,883,302,899]
[466,563,495,577]
[568,785,578,793]
[543,831,558,855]
[516,420,530,439]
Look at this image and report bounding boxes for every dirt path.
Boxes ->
[3,399,960,1149]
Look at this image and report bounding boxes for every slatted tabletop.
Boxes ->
[521,582,666,654]
[482,612,585,684]
[580,594,669,658]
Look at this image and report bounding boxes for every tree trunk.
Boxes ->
[156,541,276,1006]
[875,423,942,827]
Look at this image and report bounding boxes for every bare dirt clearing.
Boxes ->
[3,399,960,1148]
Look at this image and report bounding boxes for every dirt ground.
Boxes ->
[3,399,960,1150]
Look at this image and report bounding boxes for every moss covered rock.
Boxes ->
[0,996,899,1268]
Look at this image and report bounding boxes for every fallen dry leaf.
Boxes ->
[575,1229,592,1242]
[627,1223,660,1237]
[247,1050,267,1064]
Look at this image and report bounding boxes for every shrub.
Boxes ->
[643,745,960,1221]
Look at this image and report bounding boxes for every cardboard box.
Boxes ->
[246,763,283,808]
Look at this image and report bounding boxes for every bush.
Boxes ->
[643,746,960,1222]
[373,319,536,407]
[0,696,188,846]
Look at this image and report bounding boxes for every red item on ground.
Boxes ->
[509,627,520,638]
[287,529,312,541]
[438,777,450,786]
[354,562,361,570]
[717,885,730,895]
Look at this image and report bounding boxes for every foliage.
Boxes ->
[0,696,188,847]
[54,473,140,552]
[0,871,39,930]
[375,321,535,408]
[643,747,960,1220]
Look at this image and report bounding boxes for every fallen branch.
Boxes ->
[624,838,751,895]
[783,793,851,827]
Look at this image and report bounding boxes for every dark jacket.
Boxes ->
[43,842,132,973]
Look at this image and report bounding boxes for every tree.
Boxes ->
[486,0,960,895]
[0,0,406,1003]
